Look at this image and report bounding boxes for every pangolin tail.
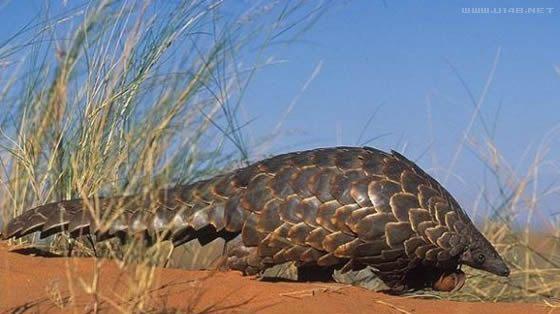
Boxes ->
[2,183,240,247]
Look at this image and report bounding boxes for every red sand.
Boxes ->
[0,243,552,313]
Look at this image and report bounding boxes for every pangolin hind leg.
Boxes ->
[222,236,267,276]
[221,235,339,282]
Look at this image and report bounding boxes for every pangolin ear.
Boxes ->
[459,248,471,263]
[459,247,481,267]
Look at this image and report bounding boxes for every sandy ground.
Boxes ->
[0,243,553,314]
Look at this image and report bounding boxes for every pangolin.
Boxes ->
[1,146,509,292]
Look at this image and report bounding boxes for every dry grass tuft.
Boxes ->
[0,0,325,312]
[444,137,560,303]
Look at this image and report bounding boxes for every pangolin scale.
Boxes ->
[1,146,509,292]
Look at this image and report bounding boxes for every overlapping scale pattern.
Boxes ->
[2,146,482,291]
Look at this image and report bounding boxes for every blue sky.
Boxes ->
[241,1,560,222]
[245,1,560,157]
[1,1,559,222]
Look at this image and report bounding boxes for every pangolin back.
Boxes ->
[1,146,509,292]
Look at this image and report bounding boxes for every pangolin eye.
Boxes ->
[475,253,485,265]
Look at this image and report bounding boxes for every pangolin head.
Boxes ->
[459,226,510,277]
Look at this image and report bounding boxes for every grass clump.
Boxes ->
[0,0,325,312]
